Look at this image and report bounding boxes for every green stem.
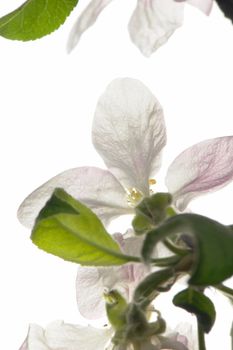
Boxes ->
[124,254,182,266]
[122,254,141,263]
[163,238,191,256]
[215,284,233,298]
[151,255,181,267]
[198,323,206,350]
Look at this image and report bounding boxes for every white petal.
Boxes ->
[67,0,113,52]
[159,337,189,349]
[93,78,166,195]
[25,320,112,350]
[76,233,147,320]
[166,136,233,210]
[116,234,149,300]
[128,0,184,57]
[76,266,115,319]
[186,0,213,15]
[18,166,131,228]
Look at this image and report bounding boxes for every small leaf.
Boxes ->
[132,214,152,235]
[173,288,216,333]
[215,0,233,23]
[104,290,128,330]
[136,193,172,224]
[32,188,136,266]
[0,0,79,41]
[142,213,233,285]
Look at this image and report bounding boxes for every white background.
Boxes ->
[0,0,233,349]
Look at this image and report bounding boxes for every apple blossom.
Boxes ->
[19,320,192,350]
[18,78,233,230]
[67,0,213,56]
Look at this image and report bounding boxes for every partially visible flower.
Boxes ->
[19,321,113,350]
[19,320,192,350]
[18,78,233,230]
[76,230,148,320]
[18,78,166,228]
[67,0,213,57]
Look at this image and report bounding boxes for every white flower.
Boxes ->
[18,78,233,229]
[17,77,166,228]
[19,320,192,350]
[67,0,213,57]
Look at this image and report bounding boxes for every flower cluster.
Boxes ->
[18,78,233,350]
[18,78,233,228]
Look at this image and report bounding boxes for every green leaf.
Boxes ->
[142,213,233,286]
[173,288,216,333]
[0,0,78,41]
[32,188,138,266]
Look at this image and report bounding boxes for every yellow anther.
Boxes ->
[103,290,118,305]
[149,178,157,195]
[149,178,156,185]
[126,187,143,207]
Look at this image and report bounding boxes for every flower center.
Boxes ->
[103,290,118,305]
[149,178,156,186]
[126,179,157,207]
[126,188,143,207]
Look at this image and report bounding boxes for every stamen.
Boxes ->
[103,290,118,305]
[126,188,143,207]
[149,178,156,185]
[149,178,157,195]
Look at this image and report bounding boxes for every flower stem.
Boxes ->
[151,255,181,267]
[163,238,191,256]
[198,323,206,350]
[215,284,233,298]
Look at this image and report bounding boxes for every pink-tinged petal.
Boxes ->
[18,166,131,228]
[128,0,184,57]
[159,337,189,349]
[76,265,119,319]
[166,136,233,211]
[93,78,166,195]
[188,0,213,14]
[137,338,189,349]
[19,339,28,350]
[76,233,148,320]
[173,323,197,350]
[162,333,190,349]
[117,234,149,300]
[175,0,213,15]
[67,0,113,52]
[25,321,112,350]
